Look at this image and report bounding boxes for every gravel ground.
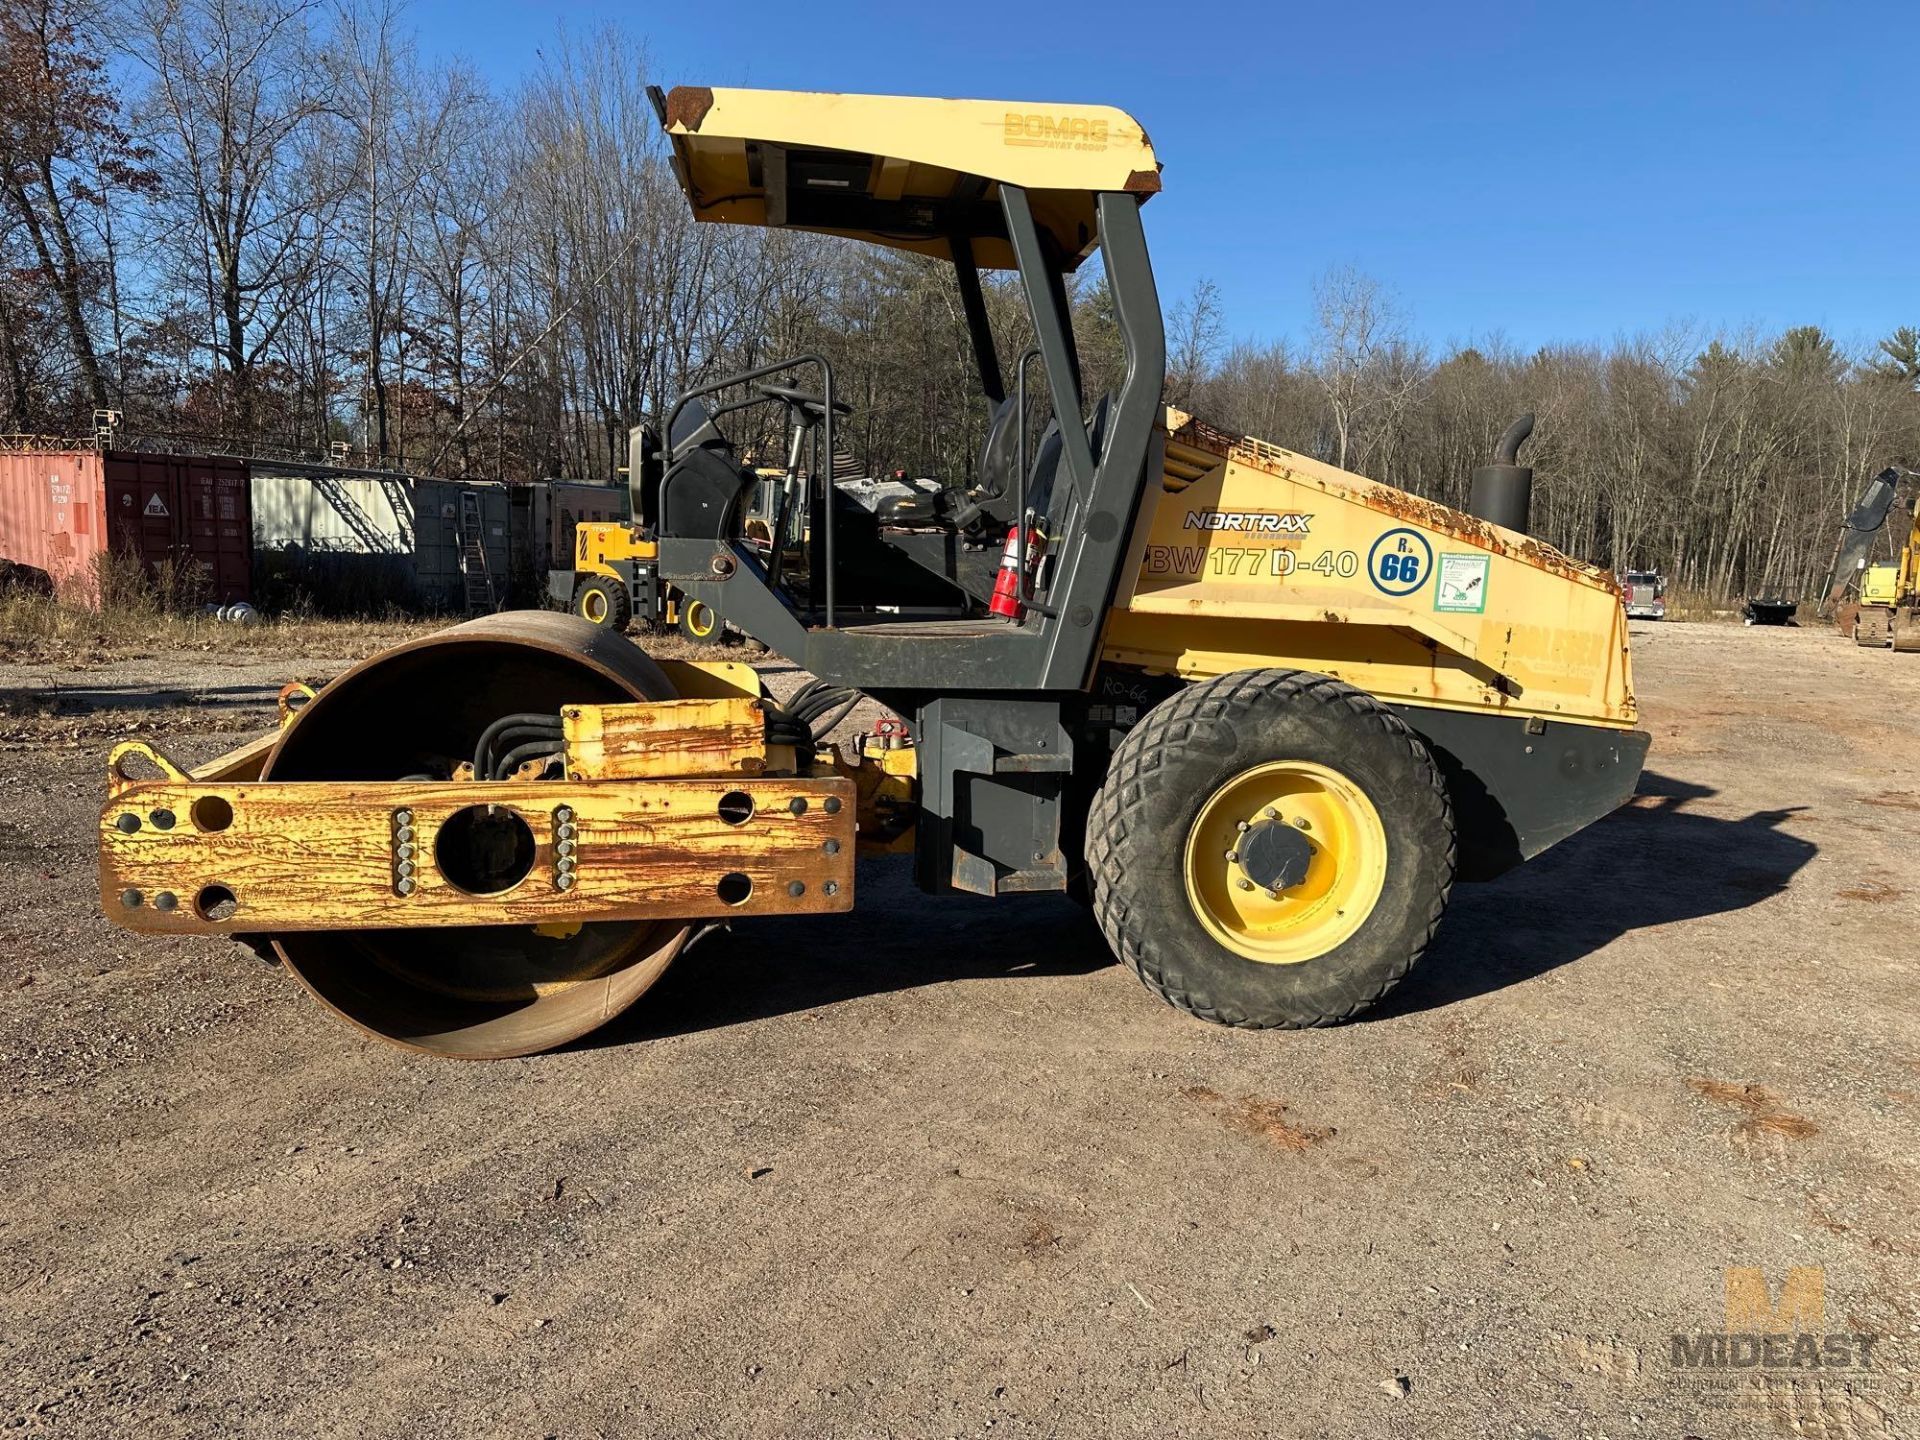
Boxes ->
[0,619,1915,1438]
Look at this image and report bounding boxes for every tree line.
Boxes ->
[4,0,1916,599]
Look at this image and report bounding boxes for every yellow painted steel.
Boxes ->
[658,86,1158,270]
[680,599,720,639]
[1104,411,1638,729]
[1862,562,1899,607]
[574,520,655,579]
[1183,761,1388,964]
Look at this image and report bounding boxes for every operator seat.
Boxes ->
[874,397,1021,532]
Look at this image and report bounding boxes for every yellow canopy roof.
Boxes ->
[658,86,1160,270]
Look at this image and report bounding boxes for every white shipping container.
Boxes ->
[249,473,410,553]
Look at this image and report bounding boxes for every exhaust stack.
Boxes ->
[1469,412,1535,533]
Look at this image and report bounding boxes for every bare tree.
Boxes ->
[0,0,151,412]
[1308,265,1426,471]
[1166,277,1223,406]
[130,0,331,434]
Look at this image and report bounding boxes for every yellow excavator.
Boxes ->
[97,86,1649,1059]
[1827,467,1920,649]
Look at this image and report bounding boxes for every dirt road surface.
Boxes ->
[0,620,1915,1438]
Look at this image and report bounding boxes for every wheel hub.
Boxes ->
[1235,817,1315,895]
[1182,759,1389,965]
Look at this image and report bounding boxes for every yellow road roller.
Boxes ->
[100,87,1648,1058]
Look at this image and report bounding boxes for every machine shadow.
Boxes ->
[1367,770,1818,1019]
[583,860,1111,1048]
[583,769,1817,1047]
[0,681,285,714]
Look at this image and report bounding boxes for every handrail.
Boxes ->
[659,352,836,624]
[1013,347,1042,614]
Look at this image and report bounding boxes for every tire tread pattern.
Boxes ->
[1086,669,1455,1028]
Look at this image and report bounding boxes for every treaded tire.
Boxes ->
[1086,669,1455,1028]
[574,576,630,631]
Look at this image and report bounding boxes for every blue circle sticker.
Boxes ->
[1368,529,1433,596]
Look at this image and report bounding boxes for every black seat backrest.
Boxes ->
[1025,392,1113,523]
[975,397,1019,499]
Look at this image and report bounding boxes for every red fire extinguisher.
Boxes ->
[988,520,1047,621]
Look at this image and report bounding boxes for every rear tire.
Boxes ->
[574,576,630,631]
[1086,670,1454,1028]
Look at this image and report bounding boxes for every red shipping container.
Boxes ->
[0,449,251,606]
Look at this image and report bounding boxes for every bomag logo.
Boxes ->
[1003,112,1110,149]
[1184,509,1312,536]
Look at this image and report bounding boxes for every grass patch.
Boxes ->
[0,552,432,667]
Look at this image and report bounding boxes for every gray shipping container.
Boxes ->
[411,480,512,611]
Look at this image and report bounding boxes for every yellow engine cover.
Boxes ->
[1104,411,1636,729]
[575,521,657,577]
[1861,562,1899,607]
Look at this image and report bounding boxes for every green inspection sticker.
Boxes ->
[1435,553,1490,613]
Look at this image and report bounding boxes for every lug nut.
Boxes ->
[1292,816,1311,831]
[823,880,839,897]
[1237,879,1254,891]
[556,822,575,841]
[1266,888,1281,900]
[1236,820,1250,832]
[1263,807,1277,819]
[396,877,415,897]
[554,806,574,824]
[394,809,413,828]
[1225,849,1239,861]
[556,873,576,892]
[556,839,575,857]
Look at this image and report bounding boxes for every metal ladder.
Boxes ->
[457,490,495,615]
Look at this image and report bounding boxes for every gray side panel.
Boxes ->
[1396,706,1651,881]
[915,697,1072,895]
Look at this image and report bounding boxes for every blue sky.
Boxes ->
[408,0,1915,356]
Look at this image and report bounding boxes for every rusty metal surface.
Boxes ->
[665,85,714,130]
[1162,413,1619,594]
[100,774,856,933]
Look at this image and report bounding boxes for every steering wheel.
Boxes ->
[756,383,853,421]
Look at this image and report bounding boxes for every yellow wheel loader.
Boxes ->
[99,87,1648,1058]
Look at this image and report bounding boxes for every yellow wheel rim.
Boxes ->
[685,601,716,638]
[1183,760,1388,965]
[579,589,608,624]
